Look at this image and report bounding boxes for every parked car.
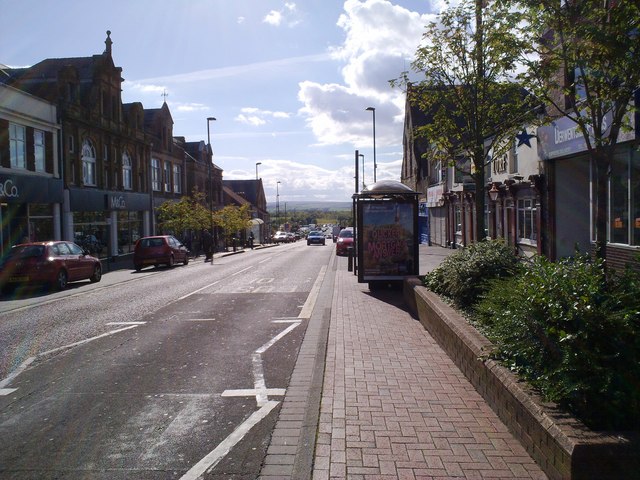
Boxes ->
[0,241,102,291]
[133,235,189,271]
[335,227,354,256]
[307,231,326,246]
[273,231,289,243]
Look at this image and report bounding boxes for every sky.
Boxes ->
[0,0,443,204]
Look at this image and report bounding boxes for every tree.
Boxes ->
[393,0,538,241]
[156,189,211,237]
[511,0,640,261]
[212,204,251,247]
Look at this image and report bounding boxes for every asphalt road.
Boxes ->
[0,241,334,479]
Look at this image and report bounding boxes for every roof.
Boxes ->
[223,186,251,207]
[222,179,261,205]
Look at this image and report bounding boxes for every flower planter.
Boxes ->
[403,277,640,480]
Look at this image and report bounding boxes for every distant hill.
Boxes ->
[266,201,352,211]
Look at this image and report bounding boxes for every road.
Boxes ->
[0,240,334,479]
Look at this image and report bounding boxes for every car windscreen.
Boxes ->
[339,230,353,238]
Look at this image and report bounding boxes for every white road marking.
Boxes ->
[0,388,17,395]
[221,388,286,398]
[231,266,252,276]
[183,318,217,322]
[180,400,279,480]
[256,323,300,355]
[176,280,220,301]
[0,325,140,395]
[298,265,326,319]
[106,321,147,325]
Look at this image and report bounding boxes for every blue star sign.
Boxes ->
[516,129,536,148]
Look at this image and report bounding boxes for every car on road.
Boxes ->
[273,231,289,243]
[335,227,354,256]
[307,231,326,246]
[133,235,189,271]
[0,241,102,291]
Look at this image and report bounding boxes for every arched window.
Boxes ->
[122,151,133,190]
[81,138,96,185]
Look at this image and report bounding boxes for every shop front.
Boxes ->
[0,174,63,257]
[65,188,150,259]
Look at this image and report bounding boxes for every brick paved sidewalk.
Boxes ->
[313,269,547,480]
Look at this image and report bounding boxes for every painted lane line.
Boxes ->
[183,318,217,322]
[231,266,252,276]
[0,325,141,395]
[272,319,301,323]
[298,265,326,319]
[39,325,139,356]
[176,280,220,301]
[106,321,147,325]
[0,356,35,394]
[221,388,286,398]
[258,258,271,264]
[180,400,280,480]
[252,353,269,407]
[256,322,300,355]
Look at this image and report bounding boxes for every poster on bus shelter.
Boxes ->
[358,200,417,281]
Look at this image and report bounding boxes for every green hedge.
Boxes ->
[474,254,640,430]
[423,239,520,310]
[424,241,640,430]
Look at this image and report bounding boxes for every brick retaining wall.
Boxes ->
[403,277,640,480]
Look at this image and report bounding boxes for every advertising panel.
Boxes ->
[358,199,417,281]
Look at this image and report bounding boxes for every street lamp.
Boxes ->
[366,107,377,183]
[276,180,281,232]
[359,153,365,189]
[256,162,262,180]
[207,117,216,248]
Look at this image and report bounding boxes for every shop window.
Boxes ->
[81,139,97,186]
[28,204,53,241]
[73,211,107,257]
[607,150,640,246]
[118,210,142,254]
[34,129,45,172]
[174,165,182,194]
[9,123,26,169]
[122,151,133,190]
[517,198,537,245]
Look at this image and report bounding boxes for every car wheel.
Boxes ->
[183,255,189,266]
[54,269,68,290]
[134,264,142,272]
[90,264,102,283]
[168,255,175,267]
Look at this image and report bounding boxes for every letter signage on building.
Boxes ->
[107,194,127,210]
[0,179,19,199]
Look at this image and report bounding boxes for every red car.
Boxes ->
[133,235,189,271]
[335,228,354,256]
[0,241,102,291]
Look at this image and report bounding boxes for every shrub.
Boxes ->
[474,254,640,430]
[423,239,520,310]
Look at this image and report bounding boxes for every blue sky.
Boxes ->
[1,0,442,203]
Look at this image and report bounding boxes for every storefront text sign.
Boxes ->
[108,194,127,210]
[0,179,19,199]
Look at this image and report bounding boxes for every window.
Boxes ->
[81,139,97,185]
[173,164,182,194]
[9,123,26,169]
[164,161,171,192]
[34,129,45,172]
[454,204,462,234]
[151,158,161,191]
[517,198,537,244]
[68,135,74,153]
[608,150,640,246]
[122,151,133,190]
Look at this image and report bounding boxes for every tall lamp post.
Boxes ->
[206,116,216,245]
[359,153,365,190]
[255,162,262,180]
[365,107,377,183]
[276,180,281,232]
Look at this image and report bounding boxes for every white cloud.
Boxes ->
[263,10,283,26]
[263,2,301,28]
[235,107,291,126]
[237,16,246,24]
[296,0,437,150]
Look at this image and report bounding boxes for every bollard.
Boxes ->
[348,249,353,271]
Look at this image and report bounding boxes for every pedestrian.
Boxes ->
[202,229,213,262]
[248,231,255,249]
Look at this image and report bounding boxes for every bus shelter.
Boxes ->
[353,180,419,287]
